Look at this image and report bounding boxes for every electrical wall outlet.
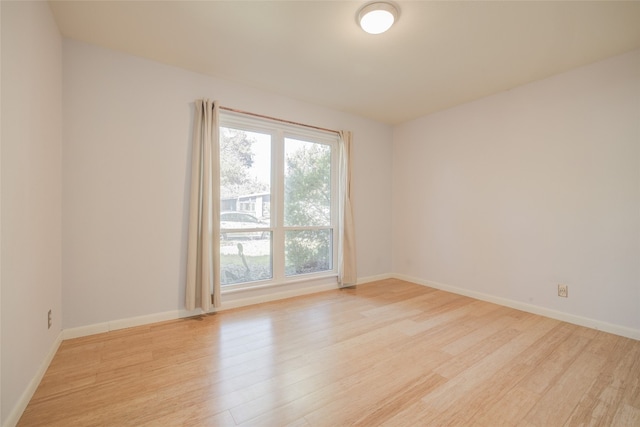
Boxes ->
[558,284,568,298]
[48,309,52,329]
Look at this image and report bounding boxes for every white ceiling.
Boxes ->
[49,1,640,125]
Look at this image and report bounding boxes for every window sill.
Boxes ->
[218,274,340,311]
[221,272,339,295]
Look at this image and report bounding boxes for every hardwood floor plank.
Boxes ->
[610,403,640,426]
[476,386,541,426]
[230,322,414,424]
[422,323,560,424]
[518,325,590,394]
[523,346,607,426]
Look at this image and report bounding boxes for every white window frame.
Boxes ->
[219,111,339,292]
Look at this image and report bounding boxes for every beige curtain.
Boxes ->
[186,99,221,310]
[338,131,357,286]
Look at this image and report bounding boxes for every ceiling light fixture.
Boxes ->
[358,2,399,35]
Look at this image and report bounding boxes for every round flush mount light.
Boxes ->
[358,2,399,34]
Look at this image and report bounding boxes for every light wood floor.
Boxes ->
[19,279,640,426]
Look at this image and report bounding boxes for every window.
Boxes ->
[219,111,338,289]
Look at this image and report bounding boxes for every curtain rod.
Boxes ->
[220,106,340,135]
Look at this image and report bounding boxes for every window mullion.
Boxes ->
[272,129,286,281]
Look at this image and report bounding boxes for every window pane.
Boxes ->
[220,127,271,223]
[284,138,331,227]
[285,229,332,276]
[221,233,272,285]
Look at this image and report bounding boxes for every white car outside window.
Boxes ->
[220,212,268,240]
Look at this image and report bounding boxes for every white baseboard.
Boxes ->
[393,273,640,341]
[357,273,393,285]
[59,273,640,343]
[62,310,185,340]
[3,332,63,427]
[62,273,394,340]
[10,272,639,427]
[63,278,347,340]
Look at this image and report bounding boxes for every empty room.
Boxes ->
[2,1,639,426]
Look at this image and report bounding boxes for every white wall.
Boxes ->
[62,40,393,329]
[393,50,640,334]
[1,2,63,425]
